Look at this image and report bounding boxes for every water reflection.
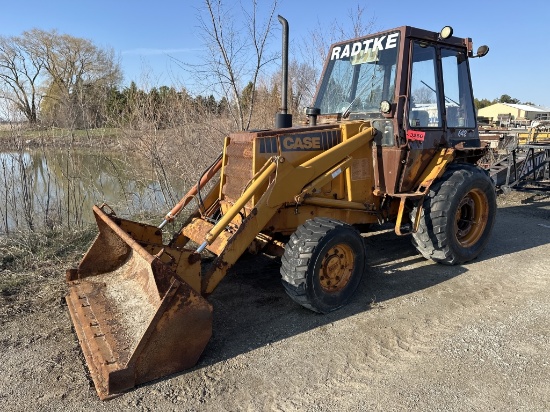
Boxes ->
[0,148,179,233]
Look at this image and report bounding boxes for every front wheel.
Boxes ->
[411,163,496,265]
[281,218,366,313]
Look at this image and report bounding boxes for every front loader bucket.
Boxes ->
[66,206,212,400]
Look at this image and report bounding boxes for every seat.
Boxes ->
[410,110,429,127]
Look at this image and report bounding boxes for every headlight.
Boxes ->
[440,26,453,39]
[380,100,392,114]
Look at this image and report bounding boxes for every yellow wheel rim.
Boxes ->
[319,244,355,292]
[454,188,489,248]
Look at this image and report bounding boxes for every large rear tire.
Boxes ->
[281,218,366,313]
[412,163,496,265]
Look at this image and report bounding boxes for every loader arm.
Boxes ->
[201,123,375,294]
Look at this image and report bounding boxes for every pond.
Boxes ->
[0,148,184,234]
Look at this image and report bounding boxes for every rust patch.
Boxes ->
[66,207,212,400]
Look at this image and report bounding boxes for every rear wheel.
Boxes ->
[411,163,496,265]
[281,218,366,313]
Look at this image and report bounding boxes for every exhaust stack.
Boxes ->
[275,15,292,128]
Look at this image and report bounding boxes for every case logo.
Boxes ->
[258,131,341,153]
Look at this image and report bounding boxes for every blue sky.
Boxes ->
[2,0,549,107]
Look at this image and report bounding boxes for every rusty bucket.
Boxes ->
[66,205,212,399]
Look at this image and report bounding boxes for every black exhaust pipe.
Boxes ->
[275,15,292,128]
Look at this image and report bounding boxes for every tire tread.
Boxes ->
[411,163,496,265]
[281,217,364,312]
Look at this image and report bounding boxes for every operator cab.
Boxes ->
[311,25,489,150]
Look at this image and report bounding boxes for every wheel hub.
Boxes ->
[319,244,354,292]
[454,188,489,247]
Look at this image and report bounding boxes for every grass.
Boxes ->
[0,225,98,297]
[0,225,97,273]
[0,275,29,296]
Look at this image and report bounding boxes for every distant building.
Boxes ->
[478,103,550,126]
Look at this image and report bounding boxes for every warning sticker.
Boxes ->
[407,130,425,141]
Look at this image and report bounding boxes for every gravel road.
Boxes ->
[1,191,549,411]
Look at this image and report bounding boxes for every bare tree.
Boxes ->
[30,29,122,128]
[0,29,121,127]
[194,0,279,131]
[250,60,317,128]
[288,60,317,114]
[298,5,377,105]
[0,33,44,124]
[413,87,436,105]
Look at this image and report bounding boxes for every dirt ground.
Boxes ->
[1,190,549,411]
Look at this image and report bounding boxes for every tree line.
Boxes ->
[0,25,312,132]
[0,28,236,130]
[0,1,380,133]
[474,94,536,111]
[2,2,531,134]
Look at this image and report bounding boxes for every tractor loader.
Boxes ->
[66,17,495,399]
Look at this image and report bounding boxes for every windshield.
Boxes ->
[314,32,400,116]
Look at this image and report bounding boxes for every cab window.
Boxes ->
[408,42,441,128]
[441,48,476,128]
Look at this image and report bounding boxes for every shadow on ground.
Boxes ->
[201,199,549,362]
[135,199,549,391]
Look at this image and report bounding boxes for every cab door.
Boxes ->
[439,47,478,146]
[407,41,443,147]
[399,40,477,192]
[400,40,444,192]
[407,40,478,148]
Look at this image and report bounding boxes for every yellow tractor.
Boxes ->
[66,18,494,399]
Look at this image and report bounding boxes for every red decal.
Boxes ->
[407,130,425,141]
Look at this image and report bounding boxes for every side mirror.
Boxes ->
[475,45,489,58]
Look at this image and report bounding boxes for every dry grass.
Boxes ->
[0,225,96,274]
